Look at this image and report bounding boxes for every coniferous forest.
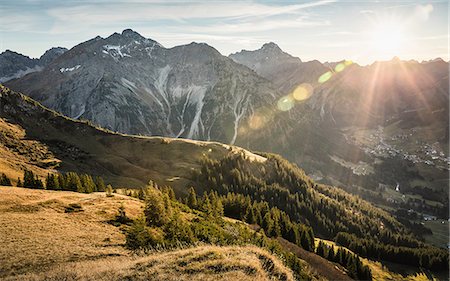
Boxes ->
[192,152,449,271]
[1,150,447,279]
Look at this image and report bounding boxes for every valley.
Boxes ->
[0,14,448,280]
[0,85,448,280]
[4,30,448,224]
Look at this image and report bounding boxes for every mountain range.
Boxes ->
[0,47,67,83]
[4,29,449,219]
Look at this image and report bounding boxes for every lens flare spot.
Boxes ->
[277,96,294,111]
[249,114,264,130]
[318,71,333,84]
[292,83,313,101]
[335,63,345,73]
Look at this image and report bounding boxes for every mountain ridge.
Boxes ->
[7,29,278,144]
[0,47,67,83]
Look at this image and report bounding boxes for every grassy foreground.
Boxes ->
[0,187,293,281]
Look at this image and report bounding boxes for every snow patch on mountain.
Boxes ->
[103,45,132,59]
[60,65,81,73]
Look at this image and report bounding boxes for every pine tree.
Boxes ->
[95,176,106,192]
[45,174,60,190]
[316,241,325,257]
[245,206,256,224]
[80,174,95,193]
[0,173,12,186]
[23,170,35,188]
[144,188,169,227]
[187,187,198,209]
[17,178,23,187]
[138,188,145,200]
[115,204,131,224]
[262,212,274,237]
[58,174,67,190]
[65,172,82,192]
[106,184,113,197]
[201,193,212,216]
[327,245,335,261]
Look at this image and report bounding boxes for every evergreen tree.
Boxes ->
[201,192,212,216]
[0,173,12,186]
[80,174,95,193]
[245,206,256,224]
[58,174,67,190]
[115,204,131,224]
[327,245,335,261]
[45,174,59,190]
[138,188,145,200]
[187,187,198,209]
[262,212,274,237]
[316,241,325,257]
[144,188,169,227]
[17,178,22,187]
[94,176,106,192]
[65,172,82,192]
[106,184,113,197]
[23,170,35,188]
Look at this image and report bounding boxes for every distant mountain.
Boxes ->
[236,54,449,218]
[0,84,266,190]
[6,32,449,219]
[0,47,67,83]
[7,29,277,144]
[38,47,68,65]
[230,43,326,94]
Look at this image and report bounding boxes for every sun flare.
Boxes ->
[370,21,405,59]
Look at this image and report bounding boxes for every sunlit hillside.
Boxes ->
[0,187,294,281]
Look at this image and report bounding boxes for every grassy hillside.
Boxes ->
[8,245,294,281]
[0,187,294,281]
[0,84,264,193]
[0,85,447,277]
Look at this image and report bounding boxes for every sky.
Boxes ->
[0,0,448,65]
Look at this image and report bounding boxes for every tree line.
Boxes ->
[192,152,449,271]
[1,170,111,194]
[316,240,372,280]
[184,187,373,280]
[335,232,448,270]
[125,182,310,280]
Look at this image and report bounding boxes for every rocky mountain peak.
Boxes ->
[261,42,282,52]
[1,50,28,58]
[121,28,146,40]
[39,47,68,65]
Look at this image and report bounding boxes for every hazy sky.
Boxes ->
[0,0,448,65]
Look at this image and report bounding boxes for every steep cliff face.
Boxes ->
[7,29,277,144]
[0,47,67,83]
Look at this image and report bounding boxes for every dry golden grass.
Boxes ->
[0,187,294,281]
[0,187,143,277]
[8,245,294,281]
[0,119,56,184]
